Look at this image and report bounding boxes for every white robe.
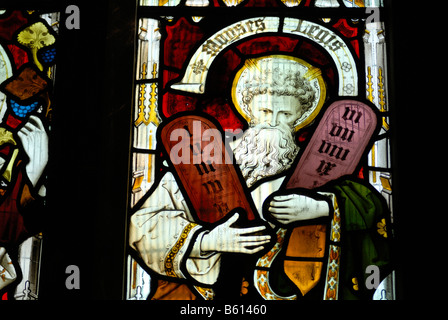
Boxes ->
[0,247,16,290]
[129,169,285,286]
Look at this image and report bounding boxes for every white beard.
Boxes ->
[233,124,299,188]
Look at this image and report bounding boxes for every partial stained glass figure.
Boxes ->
[0,10,58,300]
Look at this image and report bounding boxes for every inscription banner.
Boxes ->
[171,17,280,93]
[171,17,357,97]
[283,18,358,96]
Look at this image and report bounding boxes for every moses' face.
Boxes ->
[248,93,303,131]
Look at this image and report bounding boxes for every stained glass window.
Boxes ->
[0,9,58,300]
[126,0,395,301]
